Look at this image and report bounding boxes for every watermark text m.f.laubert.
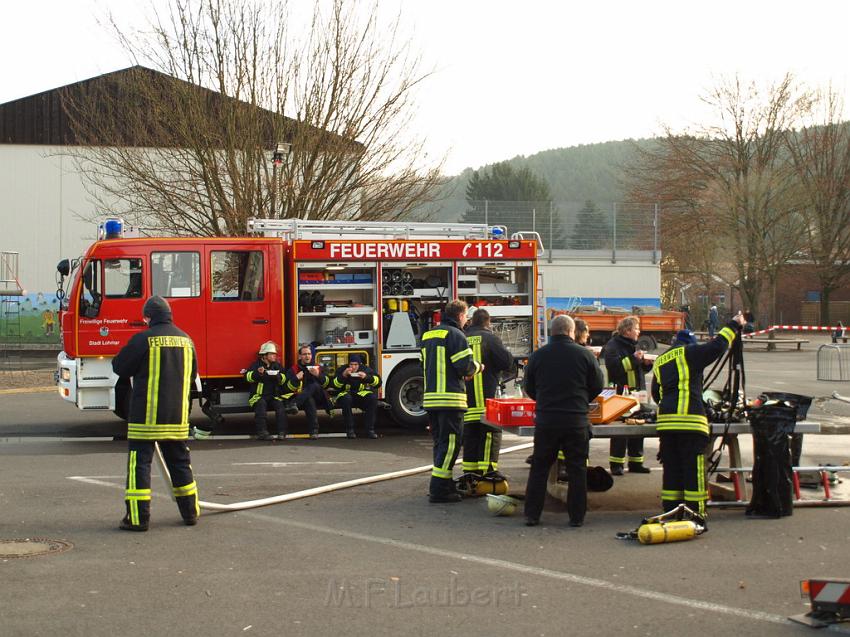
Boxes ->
[325,576,526,609]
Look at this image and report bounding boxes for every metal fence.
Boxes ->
[435,200,659,262]
[817,344,850,381]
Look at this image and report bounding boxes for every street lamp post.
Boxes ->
[270,142,291,219]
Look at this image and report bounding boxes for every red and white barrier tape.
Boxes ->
[742,324,845,338]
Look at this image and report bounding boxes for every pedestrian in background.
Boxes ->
[523,315,604,527]
[112,296,199,531]
[708,304,719,338]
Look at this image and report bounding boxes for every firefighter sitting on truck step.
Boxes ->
[457,308,514,496]
[246,341,289,441]
[332,354,381,439]
[602,316,653,476]
[650,312,745,519]
[286,344,327,439]
[422,299,483,503]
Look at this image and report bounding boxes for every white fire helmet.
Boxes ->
[259,341,278,356]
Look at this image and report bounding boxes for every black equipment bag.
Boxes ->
[746,395,801,518]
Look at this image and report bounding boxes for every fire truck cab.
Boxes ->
[56,218,543,429]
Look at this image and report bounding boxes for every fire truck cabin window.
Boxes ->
[211,251,264,301]
[152,252,201,298]
[79,259,102,318]
[103,259,144,299]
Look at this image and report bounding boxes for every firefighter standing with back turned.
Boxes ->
[422,299,483,503]
[603,316,653,475]
[650,312,745,518]
[112,296,200,531]
[458,308,513,496]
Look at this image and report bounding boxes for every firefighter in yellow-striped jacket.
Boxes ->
[112,296,199,532]
[421,300,483,503]
[650,313,745,517]
[458,309,513,495]
[332,354,381,439]
[602,316,654,475]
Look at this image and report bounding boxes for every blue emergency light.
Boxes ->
[102,218,123,240]
[490,226,505,238]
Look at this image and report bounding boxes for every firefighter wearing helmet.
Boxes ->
[245,340,290,441]
[111,296,200,531]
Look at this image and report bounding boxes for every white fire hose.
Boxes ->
[155,441,534,513]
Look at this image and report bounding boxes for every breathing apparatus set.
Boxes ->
[616,504,708,544]
[704,320,747,475]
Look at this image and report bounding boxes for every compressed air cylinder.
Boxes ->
[637,520,698,545]
[474,479,509,496]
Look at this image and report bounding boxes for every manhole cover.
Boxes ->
[0,538,73,559]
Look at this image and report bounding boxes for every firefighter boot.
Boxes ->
[610,463,624,476]
[119,517,149,532]
[628,462,651,474]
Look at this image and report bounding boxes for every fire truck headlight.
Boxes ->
[60,368,71,382]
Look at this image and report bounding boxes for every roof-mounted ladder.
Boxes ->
[247,217,503,241]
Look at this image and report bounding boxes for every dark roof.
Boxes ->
[0,65,356,150]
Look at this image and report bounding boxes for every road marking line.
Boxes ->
[0,386,56,395]
[232,461,357,467]
[240,510,794,627]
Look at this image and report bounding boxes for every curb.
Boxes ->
[0,386,56,395]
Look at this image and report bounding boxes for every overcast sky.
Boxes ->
[3,0,849,175]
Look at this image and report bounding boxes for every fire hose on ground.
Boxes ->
[155,441,534,513]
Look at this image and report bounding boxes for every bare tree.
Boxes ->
[62,0,442,236]
[786,88,850,325]
[628,74,810,322]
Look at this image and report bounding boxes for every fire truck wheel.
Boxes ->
[386,363,428,428]
[637,334,657,352]
[113,379,131,421]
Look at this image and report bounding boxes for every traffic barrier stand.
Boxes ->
[708,465,850,508]
[790,578,850,628]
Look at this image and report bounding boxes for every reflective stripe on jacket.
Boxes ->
[603,334,650,393]
[245,359,287,406]
[421,317,481,411]
[651,324,737,435]
[332,365,382,397]
[112,322,197,441]
[464,326,513,423]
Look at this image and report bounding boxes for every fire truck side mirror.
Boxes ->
[57,259,70,277]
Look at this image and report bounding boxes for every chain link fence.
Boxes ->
[436,200,659,262]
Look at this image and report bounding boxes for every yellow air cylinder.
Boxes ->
[475,479,509,496]
[637,520,698,545]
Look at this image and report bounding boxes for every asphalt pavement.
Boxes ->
[2,345,850,636]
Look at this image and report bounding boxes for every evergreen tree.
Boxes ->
[461,161,566,248]
[569,200,612,249]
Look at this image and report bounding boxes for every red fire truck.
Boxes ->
[55,218,544,428]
